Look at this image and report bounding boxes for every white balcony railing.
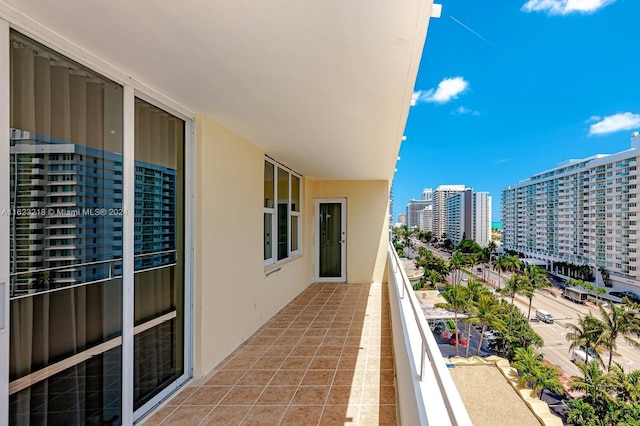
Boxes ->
[387,243,472,426]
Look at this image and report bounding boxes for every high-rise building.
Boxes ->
[422,187,433,202]
[502,135,640,289]
[445,189,492,247]
[433,184,465,239]
[406,188,433,229]
[445,189,472,246]
[472,192,492,247]
[398,213,407,225]
[418,205,433,233]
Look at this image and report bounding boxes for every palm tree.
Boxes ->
[513,345,543,388]
[500,274,532,358]
[492,255,520,290]
[610,364,640,404]
[565,399,598,426]
[501,274,529,326]
[523,265,555,320]
[462,253,477,283]
[448,251,465,285]
[462,280,490,357]
[427,269,442,289]
[569,360,617,417]
[535,364,564,400]
[473,294,505,356]
[566,315,604,366]
[492,255,506,289]
[436,284,469,356]
[512,345,562,399]
[597,304,640,370]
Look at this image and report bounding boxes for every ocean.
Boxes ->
[491,221,502,230]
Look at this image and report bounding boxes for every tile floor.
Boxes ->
[142,282,396,425]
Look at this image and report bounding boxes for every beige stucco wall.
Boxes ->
[307,180,390,284]
[194,114,312,377]
[193,115,391,378]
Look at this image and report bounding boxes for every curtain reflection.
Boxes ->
[133,98,184,409]
[9,31,124,425]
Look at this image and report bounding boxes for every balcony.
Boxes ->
[146,245,471,425]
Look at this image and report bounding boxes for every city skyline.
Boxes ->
[394,0,640,222]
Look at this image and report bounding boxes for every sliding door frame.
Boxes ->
[0,15,195,424]
[131,90,194,422]
[0,18,10,425]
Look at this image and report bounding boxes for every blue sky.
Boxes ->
[395,0,640,222]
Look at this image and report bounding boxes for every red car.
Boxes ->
[448,331,468,346]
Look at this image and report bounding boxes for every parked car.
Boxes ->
[449,334,468,346]
[482,330,496,343]
[610,291,640,303]
[578,345,599,360]
[535,309,554,324]
[572,348,602,368]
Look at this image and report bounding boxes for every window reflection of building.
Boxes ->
[8,31,184,424]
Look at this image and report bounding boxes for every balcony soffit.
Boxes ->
[1,0,435,181]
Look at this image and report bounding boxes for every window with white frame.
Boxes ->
[264,158,301,266]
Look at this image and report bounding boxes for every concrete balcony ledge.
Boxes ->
[388,244,472,426]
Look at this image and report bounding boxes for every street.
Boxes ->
[417,244,640,381]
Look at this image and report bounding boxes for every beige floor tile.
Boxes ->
[281,356,313,370]
[301,370,335,386]
[316,346,343,357]
[183,386,231,406]
[252,357,285,370]
[270,370,305,386]
[326,385,362,406]
[206,370,245,386]
[289,345,318,357]
[222,357,258,370]
[255,385,298,405]
[309,356,340,370]
[319,405,360,426]
[163,387,197,406]
[141,405,176,425]
[160,406,212,426]
[291,385,330,405]
[237,369,277,386]
[332,370,364,387]
[359,404,396,425]
[240,405,287,426]
[143,283,396,425]
[281,405,324,425]
[219,385,266,405]
[201,405,250,425]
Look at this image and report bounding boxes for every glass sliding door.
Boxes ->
[8,31,124,424]
[133,98,184,411]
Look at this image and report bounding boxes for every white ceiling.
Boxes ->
[1,0,436,180]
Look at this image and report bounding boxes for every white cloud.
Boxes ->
[452,106,481,116]
[522,0,616,15]
[412,77,469,105]
[588,112,640,136]
[494,158,509,164]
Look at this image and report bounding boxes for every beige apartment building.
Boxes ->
[502,134,640,292]
[433,184,465,239]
